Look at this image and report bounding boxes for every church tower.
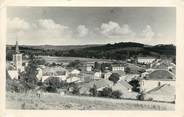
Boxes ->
[13,41,22,72]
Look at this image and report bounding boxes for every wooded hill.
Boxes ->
[6,42,176,61]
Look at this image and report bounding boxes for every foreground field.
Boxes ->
[6,92,174,110]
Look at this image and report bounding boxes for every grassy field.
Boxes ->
[39,56,113,64]
[6,92,174,110]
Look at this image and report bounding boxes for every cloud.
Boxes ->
[77,25,89,37]
[99,21,135,38]
[8,17,31,30]
[141,25,155,39]
[7,18,73,45]
[36,19,70,39]
[37,19,68,30]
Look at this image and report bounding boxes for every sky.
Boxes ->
[7,7,176,45]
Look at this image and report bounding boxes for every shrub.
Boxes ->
[129,79,140,92]
[98,87,112,97]
[46,86,57,93]
[111,90,122,99]
[109,73,120,84]
[89,84,97,96]
[21,102,26,109]
[137,92,145,101]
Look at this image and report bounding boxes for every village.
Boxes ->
[6,41,176,106]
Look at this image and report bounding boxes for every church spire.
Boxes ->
[15,40,20,54]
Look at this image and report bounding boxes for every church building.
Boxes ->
[13,41,23,72]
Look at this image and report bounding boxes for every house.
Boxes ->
[40,66,69,82]
[103,71,112,79]
[120,74,139,82]
[112,64,124,71]
[108,71,126,81]
[86,63,94,72]
[79,79,113,95]
[36,68,43,81]
[111,80,138,99]
[66,76,81,83]
[7,70,18,79]
[140,69,175,92]
[118,80,133,92]
[137,57,156,64]
[94,71,102,79]
[71,69,80,75]
[143,84,175,102]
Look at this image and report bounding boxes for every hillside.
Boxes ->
[6,42,176,61]
[68,42,176,60]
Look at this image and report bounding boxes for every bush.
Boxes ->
[129,79,140,92]
[89,84,97,96]
[46,86,57,93]
[109,73,120,84]
[137,92,145,101]
[98,87,112,97]
[111,90,122,99]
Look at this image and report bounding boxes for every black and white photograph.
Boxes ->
[5,7,176,110]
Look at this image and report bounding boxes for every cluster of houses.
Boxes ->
[6,41,176,102]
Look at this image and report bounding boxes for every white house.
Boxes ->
[112,64,124,71]
[94,71,102,79]
[86,64,93,72]
[71,69,80,75]
[40,66,69,82]
[104,72,112,79]
[7,70,18,79]
[36,68,43,81]
[137,57,156,64]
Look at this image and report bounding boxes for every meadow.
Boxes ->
[39,56,113,64]
[6,92,174,110]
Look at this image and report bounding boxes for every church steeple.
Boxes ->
[15,40,20,54]
[13,40,22,72]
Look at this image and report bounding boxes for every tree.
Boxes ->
[101,63,112,72]
[89,84,97,96]
[111,90,122,99]
[129,79,140,92]
[98,87,112,97]
[94,62,101,71]
[36,59,46,65]
[20,56,39,90]
[108,73,120,84]
[67,60,83,69]
[125,67,131,74]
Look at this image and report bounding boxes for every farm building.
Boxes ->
[140,69,175,92]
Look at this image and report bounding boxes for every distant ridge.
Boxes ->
[6,42,176,61]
